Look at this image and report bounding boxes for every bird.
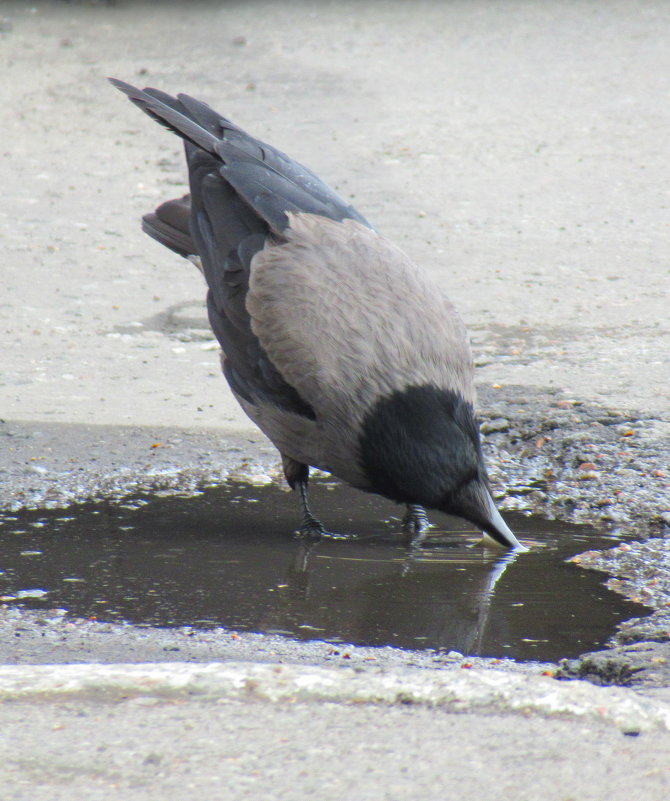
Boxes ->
[110,78,524,550]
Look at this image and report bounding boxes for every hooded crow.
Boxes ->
[110,79,524,550]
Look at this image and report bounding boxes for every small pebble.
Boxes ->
[480,418,510,434]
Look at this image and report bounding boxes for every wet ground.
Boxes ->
[1,389,668,687]
[4,367,664,695]
[0,479,649,664]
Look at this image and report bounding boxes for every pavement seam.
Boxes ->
[1,661,668,733]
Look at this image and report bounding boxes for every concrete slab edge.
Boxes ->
[1,661,668,733]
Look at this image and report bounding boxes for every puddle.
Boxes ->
[0,480,649,662]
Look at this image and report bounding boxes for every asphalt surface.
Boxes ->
[1,1,669,798]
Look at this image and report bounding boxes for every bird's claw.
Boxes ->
[402,505,432,543]
[294,516,356,541]
[295,514,327,541]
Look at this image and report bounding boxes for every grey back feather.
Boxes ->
[246,213,475,479]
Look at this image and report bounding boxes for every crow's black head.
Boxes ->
[358,384,482,507]
[358,384,523,548]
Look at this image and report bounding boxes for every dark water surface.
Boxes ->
[0,480,649,662]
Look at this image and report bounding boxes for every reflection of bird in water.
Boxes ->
[268,535,521,655]
[111,79,524,551]
[470,549,522,654]
[283,541,316,603]
[399,541,521,654]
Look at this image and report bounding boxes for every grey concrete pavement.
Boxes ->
[1,1,669,799]
[1,0,668,427]
[3,689,669,801]
[1,661,670,801]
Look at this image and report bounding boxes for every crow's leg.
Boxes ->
[282,455,357,540]
[295,478,328,539]
[282,455,326,539]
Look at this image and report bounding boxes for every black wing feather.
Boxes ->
[111,78,366,421]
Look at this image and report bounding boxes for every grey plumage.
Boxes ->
[110,78,524,550]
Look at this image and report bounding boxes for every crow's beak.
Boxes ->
[480,491,527,551]
[448,478,527,551]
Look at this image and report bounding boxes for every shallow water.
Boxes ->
[0,480,649,662]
